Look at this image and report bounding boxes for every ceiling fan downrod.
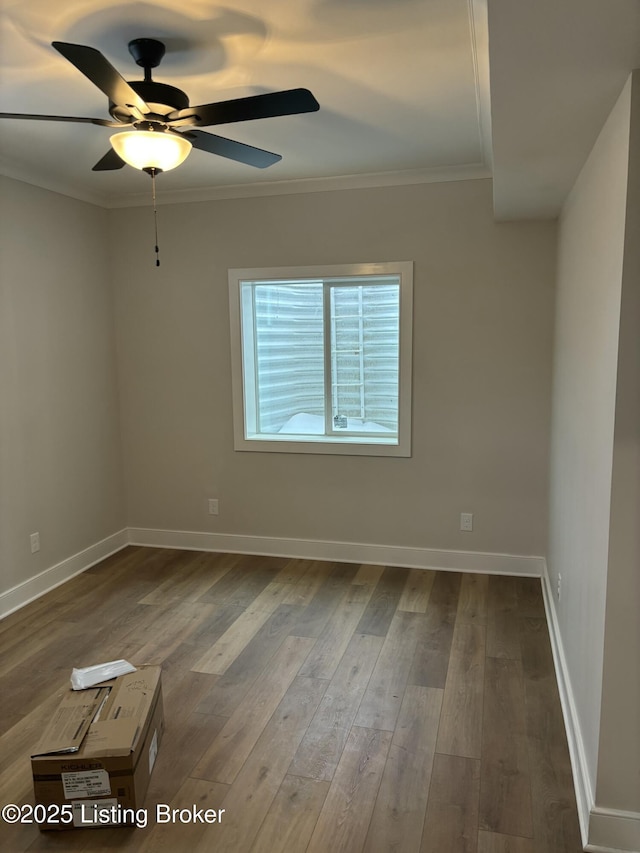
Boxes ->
[127,38,166,82]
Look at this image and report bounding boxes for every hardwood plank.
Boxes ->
[282,560,336,606]
[479,657,533,838]
[292,562,361,637]
[67,549,190,615]
[363,685,443,853]
[397,568,436,613]
[306,726,392,853]
[6,819,43,851]
[298,581,377,680]
[355,565,410,636]
[272,557,316,585]
[191,583,290,674]
[289,632,383,781]
[0,662,78,735]
[526,744,583,853]
[94,600,196,663]
[520,619,583,852]
[194,676,327,852]
[118,548,211,603]
[0,689,66,842]
[477,831,536,853]
[191,635,316,784]
[223,555,290,608]
[0,599,71,653]
[194,557,266,605]
[163,604,245,657]
[128,600,219,665]
[236,554,292,573]
[68,593,155,640]
[0,616,91,678]
[487,608,521,660]
[161,667,219,713]
[77,601,175,660]
[0,592,66,637]
[193,604,304,717]
[138,551,237,605]
[329,562,368,583]
[140,666,225,807]
[24,821,103,850]
[514,577,545,619]
[519,617,556,693]
[134,777,229,852]
[408,571,461,688]
[421,753,480,853]
[457,573,489,626]
[352,563,386,586]
[519,617,567,756]
[355,610,424,731]
[436,621,486,759]
[486,575,521,660]
[249,775,330,853]
[146,710,227,805]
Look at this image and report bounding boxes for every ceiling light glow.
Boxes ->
[110,130,192,172]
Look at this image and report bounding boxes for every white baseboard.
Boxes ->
[542,562,640,853]
[0,528,543,621]
[0,531,546,609]
[0,529,128,619]
[126,527,545,576]
[541,561,594,847]
[586,807,640,853]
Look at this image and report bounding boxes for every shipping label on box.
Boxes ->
[62,769,111,798]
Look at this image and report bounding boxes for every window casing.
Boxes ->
[229,262,413,456]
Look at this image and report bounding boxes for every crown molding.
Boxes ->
[105,163,491,208]
[0,156,108,208]
[2,156,490,209]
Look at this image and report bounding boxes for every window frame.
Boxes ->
[228,261,413,457]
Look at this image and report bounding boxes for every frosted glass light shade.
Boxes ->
[110,130,192,172]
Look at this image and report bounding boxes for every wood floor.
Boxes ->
[0,547,583,852]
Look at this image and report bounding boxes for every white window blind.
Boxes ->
[229,262,413,457]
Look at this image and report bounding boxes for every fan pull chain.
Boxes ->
[151,169,160,267]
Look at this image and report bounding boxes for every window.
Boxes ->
[228,262,413,456]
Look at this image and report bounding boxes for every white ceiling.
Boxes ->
[488,0,640,219]
[0,0,639,215]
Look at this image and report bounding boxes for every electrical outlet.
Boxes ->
[208,498,219,516]
[460,512,473,532]
[557,573,562,601]
[30,532,40,553]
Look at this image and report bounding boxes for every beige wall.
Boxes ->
[549,72,640,828]
[0,177,125,597]
[597,72,640,815]
[111,178,556,557]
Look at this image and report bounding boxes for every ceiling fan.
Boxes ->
[0,38,320,173]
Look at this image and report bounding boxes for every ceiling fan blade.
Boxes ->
[92,149,125,171]
[52,42,150,114]
[187,130,282,168]
[0,112,121,127]
[169,88,319,128]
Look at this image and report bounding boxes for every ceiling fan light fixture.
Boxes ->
[110,129,192,172]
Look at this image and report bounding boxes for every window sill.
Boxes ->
[236,433,410,457]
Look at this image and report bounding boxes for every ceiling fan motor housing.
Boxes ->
[108,38,190,121]
[109,81,190,121]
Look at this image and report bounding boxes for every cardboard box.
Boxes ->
[31,665,163,830]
